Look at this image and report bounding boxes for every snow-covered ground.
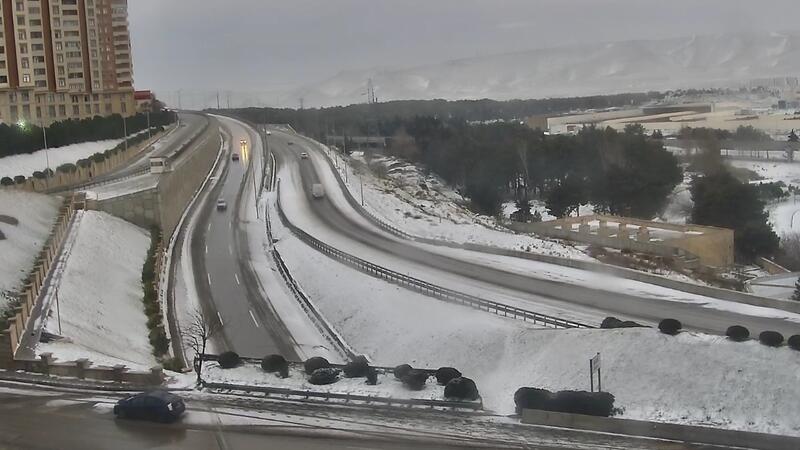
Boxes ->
[729,160,800,236]
[330,150,590,260]
[38,211,154,370]
[0,191,61,312]
[270,202,800,435]
[0,139,125,179]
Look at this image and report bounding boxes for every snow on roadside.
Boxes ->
[0,191,61,311]
[0,139,124,179]
[38,211,154,370]
[328,150,590,260]
[271,206,800,435]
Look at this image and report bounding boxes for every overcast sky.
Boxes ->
[128,0,800,106]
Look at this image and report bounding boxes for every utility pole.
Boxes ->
[123,115,128,153]
[299,97,304,110]
[216,91,220,109]
[177,90,182,110]
[41,120,50,189]
[360,176,364,206]
[146,110,151,140]
[226,91,231,109]
[55,288,62,334]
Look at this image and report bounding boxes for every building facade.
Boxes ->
[0,0,135,126]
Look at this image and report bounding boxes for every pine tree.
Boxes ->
[792,277,800,302]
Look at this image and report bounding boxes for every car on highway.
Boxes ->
[300,152,309,159]
[216,199,227,210]
[232,152,240,161]
[312,183,325,198]
[113,391,185,423]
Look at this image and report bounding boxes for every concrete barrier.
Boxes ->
[15,353,164,385]
[521,408,800,450]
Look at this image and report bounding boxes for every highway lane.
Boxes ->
[76,111,208,185]
[191,116,298,359]
[268,127,800,337]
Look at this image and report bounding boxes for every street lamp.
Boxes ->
[18,119,50,188]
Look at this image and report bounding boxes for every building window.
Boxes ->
[48,105,56,117]
[72,105,79,116]
[18,30,26,40]
[58,78,66,87]
[120,102,127,113]
[55,42,62,50]
[21,58,29,68]
[19,44,28,54]
[22,74,31,83]
[35,107,41,118]
[59,105,66,116]
[21,92,29,102]
[105,103,112,113]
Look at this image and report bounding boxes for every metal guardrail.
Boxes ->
[265,205,357,361]
[274,181,591,329]
[201,381,484,411]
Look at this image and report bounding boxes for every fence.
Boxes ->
[274,181,591,329]
[0,195,79,367]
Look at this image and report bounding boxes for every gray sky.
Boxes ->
[128,0,800,106]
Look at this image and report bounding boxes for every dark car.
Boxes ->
[113,391,186,423]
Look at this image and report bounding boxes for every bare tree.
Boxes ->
[182,308,221,384]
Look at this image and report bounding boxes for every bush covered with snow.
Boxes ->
[658,318,682,335]
[788,335,800,351]
[309,367,340,385]
[218,351,241,369]
[343,355,370,378]
[758,331,784,347]
[601,317,645,329]
[394,363,412,379]
[261,354,288,373]
[726,325,750,342]
[514,387,553,414]
[435,367,462,385]
[402,369,429,390]
[514,387,614,417]
[0,177,12,186]
[304,356,331,374]
[444,377,479,401]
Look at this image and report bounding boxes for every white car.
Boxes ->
[216,199,227,210]
[300,152,309,159]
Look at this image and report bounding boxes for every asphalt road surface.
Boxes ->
[190,116,298,358]
[267,127,800,337]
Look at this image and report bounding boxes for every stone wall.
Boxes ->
[15,353,164,385]
[88,188,161,231]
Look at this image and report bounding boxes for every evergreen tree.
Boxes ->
[792,277,800,301]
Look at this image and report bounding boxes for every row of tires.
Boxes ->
[214,352,480,401]
[603,316,800,349]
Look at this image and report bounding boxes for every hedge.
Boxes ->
[309,368,340,385]
[514,387,615,417]
[140,226,169,357]
[401,369,429,390]
[758,331,784,347]
[444,377,479,401]
[394,364,412,379]
[304,356,331,375]
[726,325,750,342]
[343,355,370,378]
[435,367,462,385]
[218,351,241,369]
[788,335,800,351]
[261,354,288,373]
[658,318,682,335]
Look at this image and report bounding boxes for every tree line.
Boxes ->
[0,109,177,158]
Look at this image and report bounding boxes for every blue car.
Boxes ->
[113,391,186,423]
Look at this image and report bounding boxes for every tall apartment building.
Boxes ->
[0,0,136,126]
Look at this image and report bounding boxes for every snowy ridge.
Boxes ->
[292,32,800,106]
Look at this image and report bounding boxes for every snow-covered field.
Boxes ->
[0,191,61,312]
[0,139,125,179]
[38,210,154,369]
[331,151,589,260]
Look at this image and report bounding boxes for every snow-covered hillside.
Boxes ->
[38,211,154,369]
[293,32,800,107]
[0,191,61,312]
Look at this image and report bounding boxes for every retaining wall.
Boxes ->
[13,352,164,385]
[0,195,77,368]
[521,408,800,450]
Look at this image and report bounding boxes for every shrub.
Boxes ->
[788,335,800,351]
[366,367,378,385]
[435,367,462,385]
[401,369,428,390]
[601,317,644,329]
[309,367,340,385]
[32,171,46,179]
[14,175,26,184]
[149,328,169,356]
[56,163,77,173]
[549,391,615,417]
[304,356,330,375]
[161,357,184,372]
[444,377,479,401]
[514,387,553,414]
[261,354,287,373]
[343,355,370,378]
[658,318,682,335]
[77,158,91,168]
[758,331,784,347]
[0,177,13,186]
[726,325,750,342]
[218,351,241,369]
[277,366,289,379]
[394,363,412,379]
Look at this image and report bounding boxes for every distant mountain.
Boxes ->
[290,32,800,107]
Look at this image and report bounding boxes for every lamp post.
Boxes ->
[18,119,50,189]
